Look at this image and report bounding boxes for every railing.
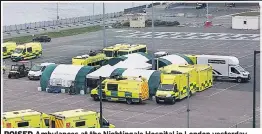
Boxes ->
[3,11,124,33]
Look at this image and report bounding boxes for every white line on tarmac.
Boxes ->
[239,53,254,59]
[30,95,76,109]
[206,83,240,98]
[140,106,186,124]
[122,106,163,121]
[7,93,61,109]
[229,113,260,128]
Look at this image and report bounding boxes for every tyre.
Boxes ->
[126,98,132,105]
[236,77,242,83]
[93,95,99,101]
[15,74,19,79]
[170,97,176,104]
[8,74,11,79]
[189,91,192,97]
[156,97,160,104]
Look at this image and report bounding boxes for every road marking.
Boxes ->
[206,83,240,98]
[123,106,163,121]
[140,106,186,124]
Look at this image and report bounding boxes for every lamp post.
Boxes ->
[253,50,260,128]
[93,3,95,25]
[186,73,190,128]
[103,3,106,48]
[56,3,59,32]
[151,1,155,70]
[99,76,103,128]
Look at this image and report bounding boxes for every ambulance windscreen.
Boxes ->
[159,84,174,91]
[14,48,23,53]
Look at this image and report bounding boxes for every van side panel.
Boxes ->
[140,81,149,100]
[4,115,42,128]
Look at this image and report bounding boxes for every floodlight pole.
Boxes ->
[187,73,190,128]
[56,3,59,32]
[151,1,155,70]
[93,3,95,25]
[103,3,106,48]
[99,76,103,128]
[253,50,260,128]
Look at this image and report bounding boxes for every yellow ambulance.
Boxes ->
[48,109,115,128]
[11,42,42,61]
[3,42,17,59]
[91,76,149,104]
[102,43,130,59]
[2,109,49,128]
[72,51,106,67]
[156,64,199,104]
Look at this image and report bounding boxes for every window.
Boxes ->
[107,84,118,91]
[174,84,178,92]
[75,121,85,127]
[44,119,49,127]
[138,47,146,52]
[243,21,247,24]
[17,122,29,127]
[27,47,32,53]
[51,120,55,128]
[3,47,7,52]
[231,67,240,74]
[22,49,26,54]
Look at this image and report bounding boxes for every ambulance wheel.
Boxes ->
[93,95,99,101]
[156,97,160,104]
[170,97,176,104]
[126,98,132,105]
[8,74,11,79]
[236,77,242,83]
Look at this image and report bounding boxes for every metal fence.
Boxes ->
[3,11,124,33]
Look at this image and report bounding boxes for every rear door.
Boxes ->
[49,116,64,128]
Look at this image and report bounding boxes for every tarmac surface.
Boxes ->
[2,6,261,128]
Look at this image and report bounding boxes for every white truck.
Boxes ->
[28,63,55,80]
[196,55,250,83]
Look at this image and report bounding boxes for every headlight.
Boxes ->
[166,94,171,97]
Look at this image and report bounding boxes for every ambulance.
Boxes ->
[2,42,17,59]
[48,109,115,128]
[102,43,130,59]
[11,42,42,61]
[72,51,106,67]
[2,109,49,128]
[91,76,149,104]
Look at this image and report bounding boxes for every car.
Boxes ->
[154,51,169,58]
[32,35,51,42]
[8,61,31,79]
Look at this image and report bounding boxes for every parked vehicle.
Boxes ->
[2,42,17,59]
[195,55,250,83]
[49,109,115,128]
[11,42,42,62]
[196,3,206,9]
[91,76,149,104]
[2,109,49,128]
[32,35,51,42]
[8,61,31,79]
[28,63,55,80]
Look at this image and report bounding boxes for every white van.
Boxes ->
[28,63,55,80]
[196,55,250,83]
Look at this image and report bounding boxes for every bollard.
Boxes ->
[37,87,42,91]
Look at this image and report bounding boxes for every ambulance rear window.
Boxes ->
[75,121,85,127]
[44,119,49,126]
[17,122,29,127]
